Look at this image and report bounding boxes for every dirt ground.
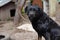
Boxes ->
[0,20,39,40]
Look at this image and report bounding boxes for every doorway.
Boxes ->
[10,9,16,17]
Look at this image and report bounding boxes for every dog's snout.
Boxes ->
[28,13,33,17]
[28,12,34,16]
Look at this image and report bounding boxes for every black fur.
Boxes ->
[25,5,60,40]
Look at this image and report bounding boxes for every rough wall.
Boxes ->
[56,1,60,24]
[0,2,15,20]
[49,0,57,17]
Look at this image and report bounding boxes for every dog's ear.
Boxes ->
[25,6,28,13]
[37,7,44,16]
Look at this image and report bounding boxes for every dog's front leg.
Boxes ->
[38,36,42,40]
[38,34,42,40]
[45,32,50,40]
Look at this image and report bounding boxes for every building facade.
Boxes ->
[0,0,16,20]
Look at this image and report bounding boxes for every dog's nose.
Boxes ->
[30,13,34,16]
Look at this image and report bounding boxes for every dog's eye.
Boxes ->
[29,8,36,11]
[33,9,36,11]
[30,8,32,11]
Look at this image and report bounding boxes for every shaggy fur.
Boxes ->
[25,5,60,40]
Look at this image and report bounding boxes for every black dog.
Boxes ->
[25,5,60,40]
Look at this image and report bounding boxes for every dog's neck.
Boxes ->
[30,12,48,24]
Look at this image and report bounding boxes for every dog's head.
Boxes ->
[25,5,43,21]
